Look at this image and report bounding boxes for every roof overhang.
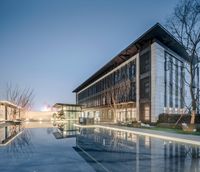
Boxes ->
[73,23,188,93]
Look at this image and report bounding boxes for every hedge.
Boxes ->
[158,113,200,124]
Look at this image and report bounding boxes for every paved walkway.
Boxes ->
[74,124,200,146]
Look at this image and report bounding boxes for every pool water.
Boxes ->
[0,123,199,172]
[76,128,200,172]
[0,123,94,172]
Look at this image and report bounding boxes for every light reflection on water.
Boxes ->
[0,122,94,172]
[0,122,199,172]
[52,120,79,139]
[75,128,200,172]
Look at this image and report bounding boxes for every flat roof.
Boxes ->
[73,23,188,93]
[53,103,83,108]
[0,101,21,109]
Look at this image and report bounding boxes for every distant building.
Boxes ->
[24,111,53,122]
[52,103,82,121]
[0,101,21,122]
[73,23,199,123]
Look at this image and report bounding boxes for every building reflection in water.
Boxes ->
[0,124,21,145]
[75,128,200,172]
[0,123,34,158]
[52,121,79,139]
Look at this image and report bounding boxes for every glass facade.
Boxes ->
[164,52,185,113]
[53,104,82,121]
[116,108,137,122]
[77,59,136,107]
[52,121,78,139]
[139,50,151,122]
[77,59,137,123]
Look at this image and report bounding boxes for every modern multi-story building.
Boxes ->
[73,23,199,123]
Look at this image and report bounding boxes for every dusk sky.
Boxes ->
[0,0,179,111]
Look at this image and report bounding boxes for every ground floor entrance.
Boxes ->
[116,108,137,122]
[81,102,136,123]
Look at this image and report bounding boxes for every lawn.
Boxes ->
[149,126,200,136]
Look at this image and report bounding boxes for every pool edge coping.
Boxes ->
[0,131,23,147]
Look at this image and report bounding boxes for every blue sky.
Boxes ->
[0,0,179,110]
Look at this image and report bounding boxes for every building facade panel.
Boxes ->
[151,42,165,122]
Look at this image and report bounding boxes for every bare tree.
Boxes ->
[106,82,117,123]
[166,0,200,124]
[5,127,35,158]
[164,59,192,125]
[6,83,34,118]
[106,75,131,123]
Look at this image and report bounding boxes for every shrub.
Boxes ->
[156,123,182,129]
[158,113,200,124]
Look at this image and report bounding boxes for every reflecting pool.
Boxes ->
[0,122,93,172]
[0,123,21,146]
[75,128,200,172]
[0,123,199,172]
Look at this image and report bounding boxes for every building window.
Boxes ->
[180,64,184,108]
[164,53,167,107]
[144,105,150,121]
[175,60,179,107]
[140,51,150,74]
[164,52,185,109]
[77,59,136,107]
[169,57,173,107]
[140,77,150,99]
